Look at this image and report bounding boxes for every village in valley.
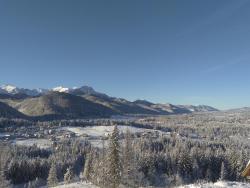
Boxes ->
[1,109,250,187]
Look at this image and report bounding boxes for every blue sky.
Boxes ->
[0,0,250,109]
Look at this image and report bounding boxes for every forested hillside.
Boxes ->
[1,110,250,187]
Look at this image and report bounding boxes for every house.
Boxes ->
[242,161,250,179]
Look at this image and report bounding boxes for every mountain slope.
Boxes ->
[82,95,217,115]
[0,84,219,119]
[10,92,116,119]
[83,95,165,114]
[0,102,26,119]
[177,105,219,112]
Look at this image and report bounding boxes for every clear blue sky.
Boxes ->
[0,0,250,109]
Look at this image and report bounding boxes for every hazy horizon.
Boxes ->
[1,0,250,109]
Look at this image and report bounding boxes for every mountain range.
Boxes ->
[0,85,101,97]
[0,84,218,120]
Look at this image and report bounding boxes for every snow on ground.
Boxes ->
[14,138,52,149]
[60,125,153,137]
[42,181,250,188]
[52,181,99,188]
[177,181,250,188]
[12,125,163,149]
[58,125,167,148]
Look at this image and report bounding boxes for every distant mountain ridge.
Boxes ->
[0,84,48,97]
[0,84,219,120]
[0,84,105,97]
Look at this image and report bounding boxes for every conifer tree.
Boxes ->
[47,162,58,187]
[83,152,92,182]
[122,129,140,188]
[0,146,11,188]
[177,149,192,180]
[107,125,121,188]
[0,169,11,188]
[64,166,74,184]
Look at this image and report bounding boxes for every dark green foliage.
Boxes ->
[107,125,121,188]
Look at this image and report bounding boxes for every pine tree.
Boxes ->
[99,139,109,187]
[123,129,132,177]
[227,151,240,181]
[91,151,109,187]
[122,129,139,188]
[0,145,11,188]
[0,169,11,188]
[177,149,192,181]
[83,152,92,182]
[47,162,58,187]
[107,125,121,188]
[64,166,74,184]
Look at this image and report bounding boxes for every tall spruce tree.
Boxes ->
[177,149,192,182]
[107,125,121,188]
[122,129,139,188]
[83,152,92,182]
[47,162,58,187]
[0,145,11,188]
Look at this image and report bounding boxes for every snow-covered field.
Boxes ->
[44,181,250,188]
[10,126,159,149]
[60,125,154,137]
[59,125,158,148]
[178,181,250,188]
[52,181,99,188]
[14,138,52,149]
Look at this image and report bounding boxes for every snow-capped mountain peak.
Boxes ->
[1,84,18,94]
[0,84,100,96]
[52,86,71,93]
[52,85,99,95]
[0,85,48,96]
